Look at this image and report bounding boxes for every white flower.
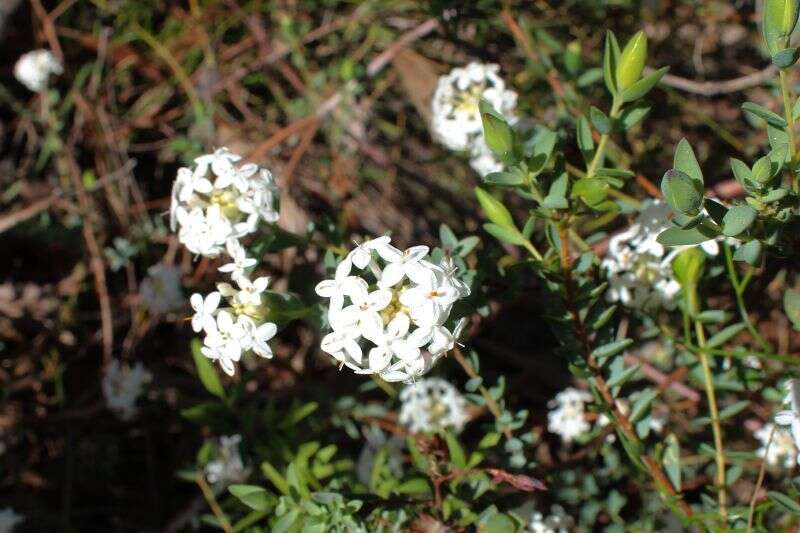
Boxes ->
[205,434,250,485]
[193,272,278,376]
[140,263,184,314]
[190,292,221,333]
[431,62,517,152]
[469,139,504,177]
[527,505,575,533]
[375,244,429,288]
[755,423,797,469]
[399,377,469,433]
[169,148,279,257]
[218,239,257,278]
[0,508,24,533]
[102,360,152,421]
[774,379,800,464]
[547,387,592,444]
[316,237,471,382]
[602,199,731,311]
[14,49,62,92]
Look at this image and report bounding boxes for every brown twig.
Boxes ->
[452,347,514,441]
[195,474,233,533]
[0,195,57,235]
[30,0,64,59]
[653,65,778,97]
[366,18,440,77]
[556,223,693,518]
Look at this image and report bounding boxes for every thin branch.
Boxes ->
[651,65,777,97]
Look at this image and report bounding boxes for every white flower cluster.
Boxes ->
[527,505,575,533]
[205,434,250,485]
[547,387,593,444]
[774,379,800,465]
[190,261,277,376]
[315,236,470,382]
[602,200,719,310]
[754,423,796,469]
[431,62,518,176]
[14,49,62,92]
[102,360,152,421]
[398,378,469,433]
[140,263,184,314]
[0,508,24,533]
[170,148,279,257]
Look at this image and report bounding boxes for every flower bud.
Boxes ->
[763,0,800,54]
[617,31,647,90]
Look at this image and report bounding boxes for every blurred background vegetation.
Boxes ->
[0,0,788,530]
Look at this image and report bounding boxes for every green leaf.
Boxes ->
[577,115,594,161]
[722,205,757,237]
[718,400,750,421]
[590,106,610,134]
[229,485,273,511]
[483,171,523,186]
[483,223,527,246]
[661,169,702,215]
[606,364,640,388]
[763,0,800,55]
[395,478,431,495]
[475,188,515,228]
[706,324,746,349]
[733,240,762,265]
[572,177,608,206]
[784,289,800,330]
[673,138,704,188]
[657,224,718,246]
[730,158,752,185]
[621,66,668,102]
[480,100,514,159]
[261,461,290,495]
[768,491,800,515]
[617,30,647,90]
[191,339,225,399]
[619,103,651,130]
[590,305,617,331]
[445,431,467,469]
[703,198,728,226]
[592,338,633,360]
[772,46,800,68]
[752,155,774,184]
[272,508,300,533]
[663,434,681,491]
[603,30,621,95]
[671,247,705,288]
[742,101,787,128]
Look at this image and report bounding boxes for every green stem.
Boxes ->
[723,243,771,352]
[779,69,798,192]
[585,98,622,179]
[688,286,727,523]
[196,474,233,533]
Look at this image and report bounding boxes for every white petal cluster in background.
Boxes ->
[431,62,517,176]
[205,434,250,485]
[602,200,720,311]
[0,508,24,533]
[774,379,800,464]
[170,148,279,257]
[140,263,184,314]
[315,236,470,382]
[102,360,152,421]
[547,387,593,444]
[190,266,278,376]
[526,505,575,533]
[399,378,469,433]
[754,423,796,469]
[14,49,62,92]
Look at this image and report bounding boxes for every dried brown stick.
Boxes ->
[650,65,778,97]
